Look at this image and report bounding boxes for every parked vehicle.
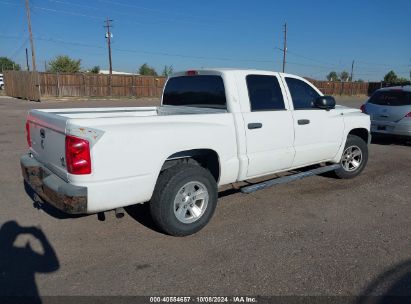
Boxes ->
[362,86,411,138]
[21,69,370,236]
[0,74,4,90]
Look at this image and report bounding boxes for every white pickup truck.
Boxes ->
[21,69,370,236]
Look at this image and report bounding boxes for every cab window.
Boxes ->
[246,75,285,111]
[286,78,320,110]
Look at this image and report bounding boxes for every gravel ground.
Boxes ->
[0,95,410,300]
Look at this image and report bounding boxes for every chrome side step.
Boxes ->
[241,164,341,194]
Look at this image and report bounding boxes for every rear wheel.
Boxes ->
[150,163,218,236]
[334,134,368,179]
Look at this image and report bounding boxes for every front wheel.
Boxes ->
[150,164,218,236]
[334,134,368,179]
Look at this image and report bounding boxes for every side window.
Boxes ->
[246,75,286,111]
[285,77,320,110]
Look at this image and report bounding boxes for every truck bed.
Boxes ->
[38,105,226,119]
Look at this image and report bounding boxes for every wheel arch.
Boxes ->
[348,128,370,144]
[161,149,221,183]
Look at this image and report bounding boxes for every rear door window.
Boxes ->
[163,75,226,109]
[368,90,411,106]
[246,75,285,111]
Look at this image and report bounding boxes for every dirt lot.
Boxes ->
[0,95,410,299]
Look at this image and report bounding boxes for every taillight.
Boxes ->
[360,104,366,113]
[65,135,91,175]
[405,112,411,118]
[25,121,31,147]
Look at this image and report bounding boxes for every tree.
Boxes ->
[47,55,81,73]
[355,79,364,83]
[383,71,410,84]
[138,63,157,76]
[0,57,21,71]
[90,66,100,74]
[384,70,398,83]
[339,71,350,82]
[396,77,410,84]
[326,71,339,81]
[162,65,174,77]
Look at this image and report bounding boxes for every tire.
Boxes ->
[334,134,368,179]
[150,163,218,236]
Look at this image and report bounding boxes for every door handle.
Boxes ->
[248,123,263,130]
[298,119,310,125]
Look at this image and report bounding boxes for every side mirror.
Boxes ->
[314,96,336,110]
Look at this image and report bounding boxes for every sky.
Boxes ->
[0,0,410,81]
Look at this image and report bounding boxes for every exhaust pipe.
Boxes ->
[114,207,125,219]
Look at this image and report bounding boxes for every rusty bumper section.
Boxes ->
[21,154,87,214]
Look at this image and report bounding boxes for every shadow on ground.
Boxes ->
[125,203,164,234]
[0,221,59,304]
[371,135,411,147]
[357,259,411,304]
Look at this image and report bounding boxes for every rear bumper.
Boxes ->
[371,120,411,137]
[21,154,88,214]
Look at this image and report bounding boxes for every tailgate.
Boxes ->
[27,109,68,180]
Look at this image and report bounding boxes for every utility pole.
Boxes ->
[25,48,30,71]
[104,18,113,75]
[25,0,37,72]
[282,22,287,73]
[350,60,355,82]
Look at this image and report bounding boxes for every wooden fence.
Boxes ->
[310,80,383,96]
[4,71,41,101]
[5,70,389,101]
[4,71,166,101]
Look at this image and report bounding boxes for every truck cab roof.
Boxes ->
[170,68,302,80]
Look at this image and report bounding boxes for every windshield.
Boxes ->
[368,90,411,106]
[163,75,227,109]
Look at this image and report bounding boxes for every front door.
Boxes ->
[284,77,344,168]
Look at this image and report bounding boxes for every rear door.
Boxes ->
[240,73,295,178]
[284,76,344,168]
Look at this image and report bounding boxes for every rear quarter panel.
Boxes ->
[67,113,239,212]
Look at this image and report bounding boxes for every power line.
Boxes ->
[112,47,274,63]
[31,3,219,32]
[95,0,215,22]
[26,34,274,63]
[10,37,29,60]
[0,0,22,6]
[7,33,409,75]
[15,33,392,71]
[276,47,411,71]
[282,49,340,68]
[32,5,102,20]
[44,0,215,27]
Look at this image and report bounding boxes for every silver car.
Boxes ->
[363,86,411,138]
